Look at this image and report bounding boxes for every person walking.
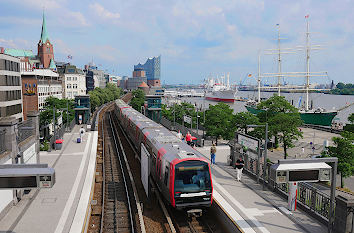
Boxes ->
[176,130,183,140]
[210,143,216,165]
[186,131,192,145]
[235,156,244,181]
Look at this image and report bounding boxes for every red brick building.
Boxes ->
[37,13,54,69]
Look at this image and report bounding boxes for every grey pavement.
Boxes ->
[0,125,96,233]
[196,144,327,233]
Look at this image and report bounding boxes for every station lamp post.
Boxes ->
[247,123,268,190]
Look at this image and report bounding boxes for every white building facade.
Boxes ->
[58,65,86,99]
[0,53,23,120]
[63,72,86,99]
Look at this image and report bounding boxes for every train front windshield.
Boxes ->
[174,161,211,193]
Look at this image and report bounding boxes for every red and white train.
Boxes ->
[114,99,213,209]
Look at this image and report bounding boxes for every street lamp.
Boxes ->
[247,123,268,190]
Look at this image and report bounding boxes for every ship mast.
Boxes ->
[277,24,282,96]
[305,17,310,110]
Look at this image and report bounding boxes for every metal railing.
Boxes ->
[274,181,331,221]
[240,152,333,223]
[160,117,204,146]
[18,119,34,143]
[67,118,76,132]
[0,129,6,154]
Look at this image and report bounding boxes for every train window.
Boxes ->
[164,166,169,186]
[152,153,157,167]
[174,161,211,193]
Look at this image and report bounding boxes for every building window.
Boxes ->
[73,84,77,89]
[67,77,71,81]
[73,76,77,81]
[67,84,72,89]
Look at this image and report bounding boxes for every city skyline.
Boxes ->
[1,0,353,85]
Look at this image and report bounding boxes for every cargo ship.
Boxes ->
[204,73,237,103]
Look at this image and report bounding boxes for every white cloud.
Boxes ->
[89,3,120,21]
[0,38,32,49]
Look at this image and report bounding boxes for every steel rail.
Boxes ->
[108,114,135,233]
[99,114,106,233]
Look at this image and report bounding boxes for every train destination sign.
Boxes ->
[270,161,331,183]
[0,164,55,189]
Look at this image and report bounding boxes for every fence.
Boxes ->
[18,118,35,143]
[236,144,333,224]
[67,118,76,132]
[160,117,205,146]
[0,129,5,154]
[274,178,331,223]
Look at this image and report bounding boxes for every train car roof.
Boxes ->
[144,127,208,164]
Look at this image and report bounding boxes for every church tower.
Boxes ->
[37,12,54,68]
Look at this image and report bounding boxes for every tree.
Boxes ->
[88,84,121,112]
[268,113,303,158]
[322,131,354,188]
[344,113,354,133]
[130,89,145,111]
[204,103,235,144]
[256,95,303,158]
[89,91,102,112]
[233,112,260,134]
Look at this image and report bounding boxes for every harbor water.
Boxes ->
[168,91,354,124]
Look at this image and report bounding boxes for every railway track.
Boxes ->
[89,101,226,233]
[102,111,138,233]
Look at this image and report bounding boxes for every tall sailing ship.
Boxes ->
[204,73,237,103]
[245,17,337,127]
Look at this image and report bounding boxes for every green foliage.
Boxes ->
[88,84,121,112]
[40,140,49,151]
[161,102,203,128]
[349,113,354,124]
[39,97,75,127]
[322,131,354,188]
[205,103,235,141]
[130,89,145,111]
[268,113,303,158]
[330,82,354,95]
[233,112,260,134]
[344,113,354,133]
[256,95,303,158]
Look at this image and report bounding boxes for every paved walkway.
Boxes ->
[196,145,328,233]
[0,125,97,233]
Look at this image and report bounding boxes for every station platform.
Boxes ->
[0,125,98,233]
[196,145,328,233]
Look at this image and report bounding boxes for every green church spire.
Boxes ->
[40,12,49,43]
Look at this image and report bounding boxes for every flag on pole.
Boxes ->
[305,14,309,18]
[67,55,72,59]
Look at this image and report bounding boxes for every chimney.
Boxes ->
[0,47,4,54]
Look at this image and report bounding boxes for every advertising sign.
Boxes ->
[141,144,150,198]
[183,116,192,124]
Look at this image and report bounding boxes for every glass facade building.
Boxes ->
[134,56,160,82]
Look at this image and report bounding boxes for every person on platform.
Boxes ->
[186,131,192,145]
[210,143,216,165]
[176,130,183,140]
[235,156,244,181]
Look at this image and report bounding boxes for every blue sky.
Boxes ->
[1,0,353,85]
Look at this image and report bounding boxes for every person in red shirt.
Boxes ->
[185,131,192,145]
